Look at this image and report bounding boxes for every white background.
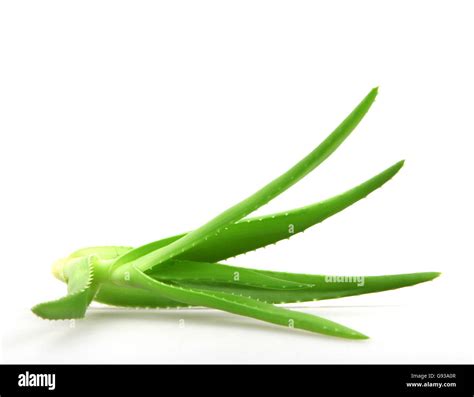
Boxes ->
[1,1,473,363]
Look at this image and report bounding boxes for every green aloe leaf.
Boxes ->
[150,260,313,290]
[128,265,368,340]
[114,88,379,273]
[32,256,97,319]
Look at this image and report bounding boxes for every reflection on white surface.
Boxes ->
[4,303,472,364]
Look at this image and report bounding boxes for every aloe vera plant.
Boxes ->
[32,88,439,339]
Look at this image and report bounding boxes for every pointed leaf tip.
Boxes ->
[353,331,370,340]
[393,159,405,172]
[367,86,378,99]
[427,272,442,280]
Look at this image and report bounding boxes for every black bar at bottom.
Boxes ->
[0,364,472,395]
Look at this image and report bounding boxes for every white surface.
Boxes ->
[1,0,473,364]
[3,302,470,364]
